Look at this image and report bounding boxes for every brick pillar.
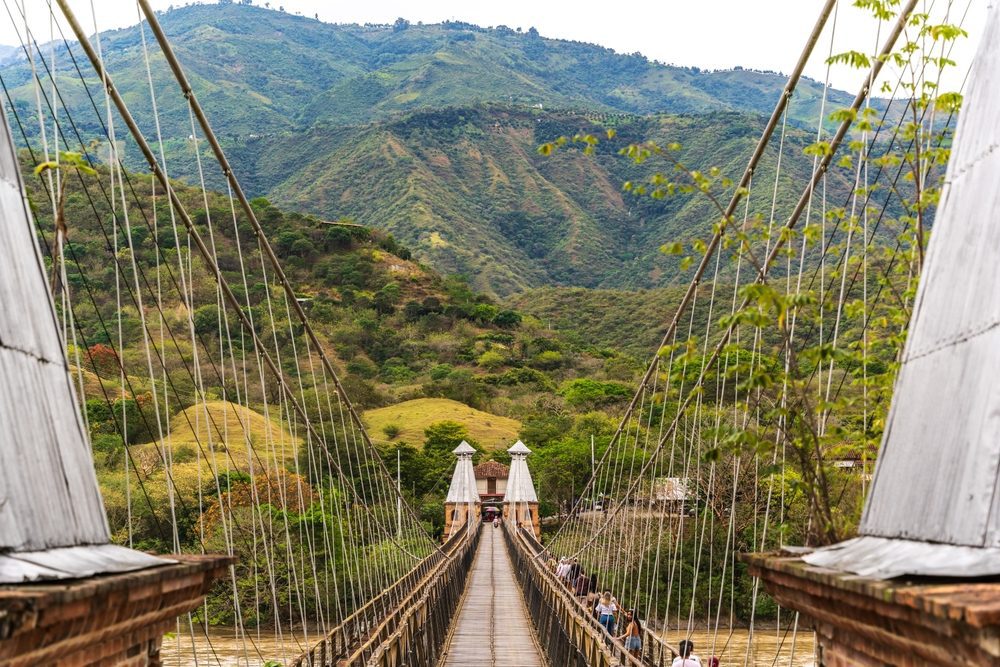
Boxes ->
[0,554,231,667]
[744,554,1000,666]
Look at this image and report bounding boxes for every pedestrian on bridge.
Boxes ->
[586,573,599,607]
[573,569,589,598]
[671,639,702,667]
[568,557,581,588]
[595,591,618,635]
[617,608,642,659]
[556,557,569,582]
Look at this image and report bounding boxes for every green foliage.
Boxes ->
[429,363,453,380]
[19,1,965,632]
[531,350,564,370]
[476,349,506,370]
[559,378,631,408]
[422,421,472,457]
[192,304,220,335]
[520,413,574,448]
[486,367,554,390]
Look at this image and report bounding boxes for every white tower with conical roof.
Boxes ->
[503,440,540,538]
[444,441,480,539]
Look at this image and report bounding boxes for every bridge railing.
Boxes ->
[292,521,480,667]
[504,524,621,667]
[505,524,678,667]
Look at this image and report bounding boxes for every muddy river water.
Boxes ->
[161,626,815,666]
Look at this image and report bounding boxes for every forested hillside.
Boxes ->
[0,3,869,293]
[1,4,851,134]
[238,106,860,295]
[27,153,648,538]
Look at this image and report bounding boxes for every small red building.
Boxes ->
[474,460,508,521]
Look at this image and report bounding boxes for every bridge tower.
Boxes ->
[444,441,480,539]
[503,440,540,539]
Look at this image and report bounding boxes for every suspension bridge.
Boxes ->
[1,0,998,666]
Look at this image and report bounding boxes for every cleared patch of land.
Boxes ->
[363,398,520,450]
[165,400,301,466]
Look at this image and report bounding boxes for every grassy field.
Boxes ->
[129,401,302,489]
[165,401,301,466]
[363,398,520,450]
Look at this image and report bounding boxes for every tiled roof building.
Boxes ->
[474,461,509,480]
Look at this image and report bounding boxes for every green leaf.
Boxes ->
[803,141,832,157]
[826,50,872,69]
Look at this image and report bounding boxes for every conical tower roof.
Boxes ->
[806,10,1000,578]
[504,440,537,503]
[445,441,479,504]
[453,440,476,456]
[508,440,531,455]
[0,109,165,582]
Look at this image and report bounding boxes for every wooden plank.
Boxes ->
[440,526,545,667]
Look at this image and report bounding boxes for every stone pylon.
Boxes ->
[503,440,540,539]
[444,440,480,539]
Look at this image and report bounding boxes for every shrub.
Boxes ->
[173,445,197,464]
[487,367,554,390]
[531,350,563,370]
[559,378,631,407]
[192,304,221,336]
[88,343,120,378]
[429,363,453,381]
[470,303,500,323]
[477,350,506,370]
[493,310,522,328]
[381,358,414,383]
[347,358,378,379]
[91,433,122,453]
[383,424,402,440]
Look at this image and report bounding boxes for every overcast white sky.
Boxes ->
[4,1,989,93]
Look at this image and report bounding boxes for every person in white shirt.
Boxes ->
[671,639,702,667]
[594,591,618,635]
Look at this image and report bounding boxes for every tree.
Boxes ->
[88,343,119,378]
[393,17,409,32]
[533,438,594,514]
[477,350,505,370]
[34,151,96,295]
[559,379,631,408]
[423,421,470,457]
[531,350,563,370]
[493,310,522,328]
[193,304,220,336]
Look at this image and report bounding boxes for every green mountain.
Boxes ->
[235,106,853,295]
[0,4,863,294]
[8,4,851,133]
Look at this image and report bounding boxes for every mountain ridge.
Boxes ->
[0,4,867,294]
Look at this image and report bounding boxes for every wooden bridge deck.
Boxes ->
[439,526,546,667]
